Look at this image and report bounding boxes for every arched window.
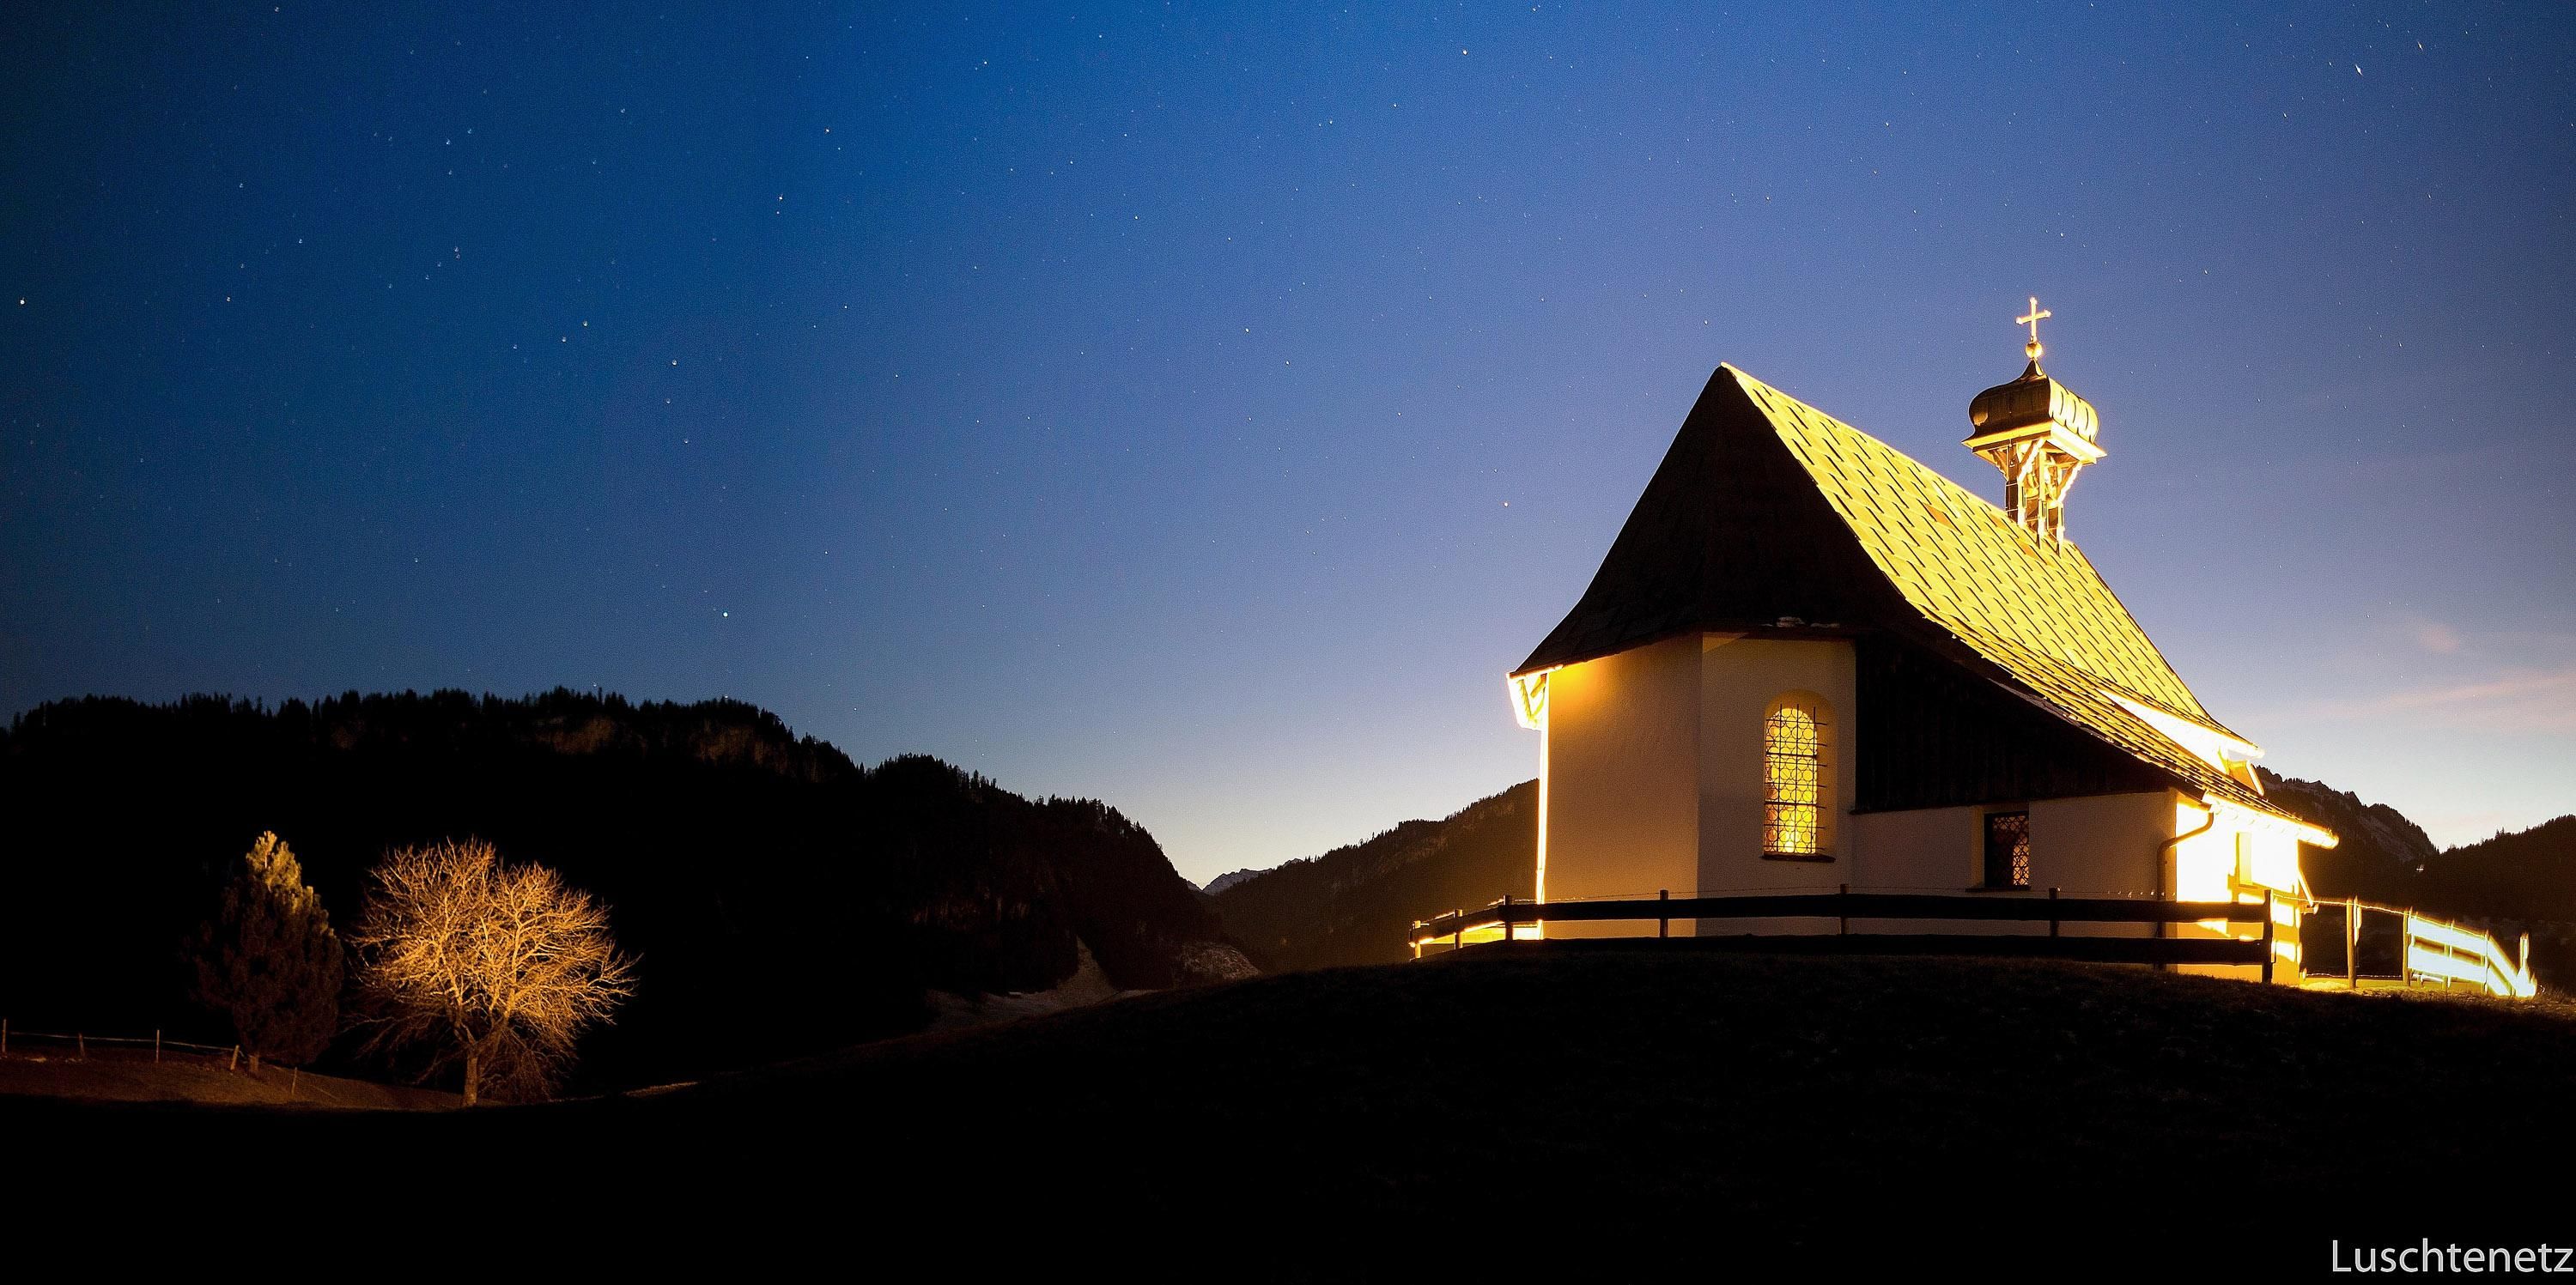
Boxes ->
[1763,694,1832,858]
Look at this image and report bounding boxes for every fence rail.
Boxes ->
[0,1021,243,1062]
[0,1019,327,1100]
[2306,898,2537,999]
[1409,888,2282,978]
[1409,888,2540,999]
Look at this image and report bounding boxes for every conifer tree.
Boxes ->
[188,831,344,1064]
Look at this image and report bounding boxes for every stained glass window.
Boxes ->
[1763,697,1829,857]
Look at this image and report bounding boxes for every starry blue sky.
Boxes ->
[5,2,2572,880]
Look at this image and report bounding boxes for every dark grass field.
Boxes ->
[11,951,2572,1274]
[0,1045,455,1110]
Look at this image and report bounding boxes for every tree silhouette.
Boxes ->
[1,689,1242,1085]
[187,832,344,1064]
[349,838,636,1105]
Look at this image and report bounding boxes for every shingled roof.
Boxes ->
[1517,364,2320,832]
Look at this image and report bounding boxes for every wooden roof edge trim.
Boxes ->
[1511,365,1906,676]
[1943,619,2250,749]
[1511,621,1895,678]
[1844,783,2180,816]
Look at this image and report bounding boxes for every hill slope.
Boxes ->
[2418,815,2576,921]
[0,690,1244,1088]
[0,1046,453,1110]
[1211,779,1536,970]
[11,953,2570,1267]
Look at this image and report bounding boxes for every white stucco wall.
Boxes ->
[1540,633,1701,937]
[1529,633,2304,980]
[2028,792,2171,895]
[2170,803,2305,983]
[1819,792,2174,936]
[1692,634,1855,935]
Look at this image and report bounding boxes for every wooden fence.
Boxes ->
[1410,888,2281,979]
[0,1020,320,1100]
[2302,898,2538,998]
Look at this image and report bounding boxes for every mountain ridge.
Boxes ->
[0,689,1249,1089]
[1211,779,1538,972]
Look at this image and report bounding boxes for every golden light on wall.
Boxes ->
[1505,667,1556,916]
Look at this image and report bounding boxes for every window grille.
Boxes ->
[1763,697,1829,857]
[1984,810,2032,888]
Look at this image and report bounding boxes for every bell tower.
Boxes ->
[1966,297,2102,542]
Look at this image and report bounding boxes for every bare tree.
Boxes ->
[348,838,636,1105]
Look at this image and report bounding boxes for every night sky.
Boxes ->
[6,3,2572,880]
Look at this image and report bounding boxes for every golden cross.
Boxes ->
[2017,295,2051,361]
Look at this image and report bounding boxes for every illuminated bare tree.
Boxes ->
[348,838,636,1106]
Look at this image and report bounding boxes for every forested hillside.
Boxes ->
[1212,781,1536,971]
[0,691,1244,1088]
[2251,771,2570,985]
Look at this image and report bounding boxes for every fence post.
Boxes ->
[229,1045,240,1072]
[290,1067,299,1101]
[1453,909,1463,952]
[1658,889,1669,939]
[2260,889,2276,985]
[154,1029,161,1064]
[2153,884,2167,972]
[2049,887,2060,939]
[76,1033,85,1059]
[1498,894,1512,947]
[2347,898,2360,990]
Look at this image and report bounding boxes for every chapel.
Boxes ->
[1504,305,2336,980]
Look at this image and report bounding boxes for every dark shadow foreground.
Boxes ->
[11,953,2569,1275]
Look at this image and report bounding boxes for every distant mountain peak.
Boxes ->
[2256,768,2439,868]
[1201,868,1268,896]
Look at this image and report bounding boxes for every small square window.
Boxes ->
[1984,811,2031,889]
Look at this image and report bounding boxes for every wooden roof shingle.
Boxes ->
[1516,365,2316,830]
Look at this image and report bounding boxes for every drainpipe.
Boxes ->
[2154,797,2219,969]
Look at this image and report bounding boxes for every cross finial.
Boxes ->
[2016,295,2052,364]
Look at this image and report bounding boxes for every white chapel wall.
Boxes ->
[1838,792,2166,937]
[1691,634,1854,936]
[1542,633,1701,937]
[2031,791,2172,898]
[1540,630,2305,979]
[2171,805,2305,984]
